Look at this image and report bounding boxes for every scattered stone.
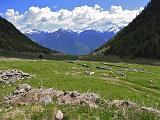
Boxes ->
[41,88,55,95]
[108,100,138,108]
[70,91,80,97]
[70,67,83,70]
[107,100,160,114]
[17,84,32,92]
[85,71,95,75]
[55,91,64,97]
[116,71,125,76]
[103,63,152,74]
[101,74,119,81]
[58,94,72,104]
[4,85,100,108]
[77,63,89,68]
[0,70,31,84]
[96,66,111,70]
[103,73,110,77]
[39,95,52,105]
[148,80,153,83]
[55,110,63,120]
[82,64,89,68]
[120,68,152,74]
[17,84,31,94]
[57,92,100,108]
[67,61,76,64]
[141,107,160,114]
[103,63,129,69]
[81,93,100,103]
[128,68,145,73]
[4,85,160,115]
[21,73,30,77]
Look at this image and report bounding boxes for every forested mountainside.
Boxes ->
[94,0,160,59]
[0,16,59,55]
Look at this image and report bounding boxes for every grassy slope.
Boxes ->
[0,59,160,119]
[0,16,59,55]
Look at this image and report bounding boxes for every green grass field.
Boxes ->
[0,59,160,120]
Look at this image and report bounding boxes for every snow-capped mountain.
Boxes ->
[26,29,115,55]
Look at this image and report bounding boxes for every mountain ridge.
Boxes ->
[94,0,160,59]
[0,16,61,57]
[26,29,115,55]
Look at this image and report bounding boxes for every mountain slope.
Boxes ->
[26,29,115,55]
[94,0,160,59]
[78,30,114,52]
[0,16,58,55]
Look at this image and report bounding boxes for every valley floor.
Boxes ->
[0,59,160,120]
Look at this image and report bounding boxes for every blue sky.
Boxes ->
[0,0,149,13]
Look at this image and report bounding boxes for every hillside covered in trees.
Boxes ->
[94,0,160,59]
[0,16,59,57]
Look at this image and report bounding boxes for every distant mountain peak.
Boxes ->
[25,26,122,35]
[26,29,115,55]
[25,29,48,34]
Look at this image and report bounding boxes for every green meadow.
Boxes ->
[0,59,160,120]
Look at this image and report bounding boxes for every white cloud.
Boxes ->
[3,5,143,33]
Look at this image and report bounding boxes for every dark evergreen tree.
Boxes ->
[39,54,43,59]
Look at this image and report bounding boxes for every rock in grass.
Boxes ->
[109,100,138,108]
[85,71,95,75]
[82,93,100,102]
[21,72,30,77]
[12,84,32,95]
[17,84,32,92]
[141,107,160,114]
[77,63,89,68]
[148,80,153,83]
[70,91,80,97]
[39,95,52,105]
[0,70,31,84]
[55,110,63,120]
[96,66,111,70]
[116,71,125,76]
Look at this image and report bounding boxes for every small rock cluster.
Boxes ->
[4,84,100,108]
[67,61,90,68]
[58,91,100,108]
[4,84,160,115]
[120,68,152,74]
[14,84,32,95]
[103,63,129,69]
[107,100,160,114]
[0,70,31,84]
[4,84,32,102]
[78,63,90,68]
[96,66,112,70]
[108,100,139,108]
[116,71,125,76]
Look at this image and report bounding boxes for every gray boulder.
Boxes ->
[82,93,100,103]
[39,95,52,105]
[17,84,32,92]
[55,110,63,120]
